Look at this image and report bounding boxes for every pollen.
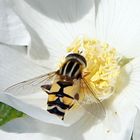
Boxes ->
[67,37,120,100]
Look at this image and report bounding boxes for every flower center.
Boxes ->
[67,37,120,100]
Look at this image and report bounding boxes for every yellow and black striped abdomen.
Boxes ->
[47,79,79,119]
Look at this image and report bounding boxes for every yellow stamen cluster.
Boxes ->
[67,37,120,100]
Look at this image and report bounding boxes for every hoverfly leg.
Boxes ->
[62,116,64,120]
[41,84,52,94]
[82,72,90,77]
[68,104,74,110]
[74,93,79,101]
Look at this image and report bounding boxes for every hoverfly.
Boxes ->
[5,53,105,120]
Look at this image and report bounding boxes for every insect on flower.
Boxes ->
[5,54,105,120]
[5,37,120,121]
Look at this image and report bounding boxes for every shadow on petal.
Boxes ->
[25,24,50,60]
[94,0,101,19]
[1,115,101,140]
[24,0,94,23]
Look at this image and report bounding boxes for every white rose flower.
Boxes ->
[0,0,140,140]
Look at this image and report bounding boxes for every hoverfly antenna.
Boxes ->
[78,50,83,54]
[66,53,87,67]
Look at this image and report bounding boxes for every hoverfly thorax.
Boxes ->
[58,53,87,79]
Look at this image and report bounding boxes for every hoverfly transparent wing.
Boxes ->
[76,78,106,121]
[79,78,120,132]
[5,71,57,96]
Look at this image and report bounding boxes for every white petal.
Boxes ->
[103,57,140,125]
[83,108,136,140]
[96,0,140,57]
[0,110,136,140]
[0,117,52,140]
[0,92,68,126]
[0,44,47,90]
[101,57,140,139]
[10,0,96,68]
[115,57,140,109]
[0,0,30,46]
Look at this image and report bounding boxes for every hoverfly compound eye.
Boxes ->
[66,53,87,68]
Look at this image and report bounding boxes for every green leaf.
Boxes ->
[0,102,24,126]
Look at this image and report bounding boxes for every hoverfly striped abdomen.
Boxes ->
[47,80,75,120]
